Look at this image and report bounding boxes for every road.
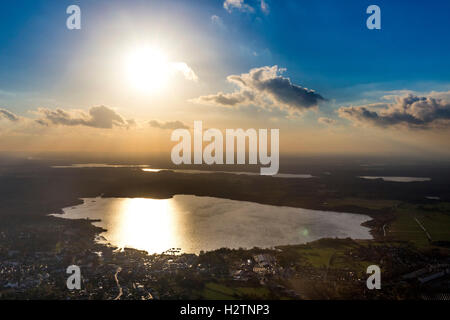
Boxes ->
[113,266,123,300]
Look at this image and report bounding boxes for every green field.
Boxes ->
[324,197,450,248]
[325,197,400,210]
[388,203,450,247]
[277,238,377,274]
[198,282,271,300]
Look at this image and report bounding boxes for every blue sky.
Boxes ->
[1,0,449,103]
[0,0,450,155]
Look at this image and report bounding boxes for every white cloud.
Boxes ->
[35,106,131,129]
[260,0,269,14]
[211,15,226,30]
[171,62,198,82]
[338,92,450,129]
[223,0,254,13]
[191,66,324,113]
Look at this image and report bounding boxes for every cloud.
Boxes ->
[149,120,189,130]
[211,15,226,30]
[191,66,324,112]
[338,93,450,129]
[35,106,130,129]
[260,0,269,14]
[318,117,336,125]
[126,119,137,127]
[223,0,269,14]
[0,108,20,122]
[171,62,198,82]
[223,0,254,13]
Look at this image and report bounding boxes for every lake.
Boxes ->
[359,176,431,182]
[52,195,372,254]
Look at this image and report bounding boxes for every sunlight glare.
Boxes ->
[113,198,178,253]
[124,46,170,94]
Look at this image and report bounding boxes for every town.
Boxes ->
[1,212,449,300]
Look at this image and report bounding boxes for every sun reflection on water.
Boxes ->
[141,169,162,172]
[54,195,373,254]
[102,198,179,253]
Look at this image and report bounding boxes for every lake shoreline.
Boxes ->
[52,194,376,255]
[50,191,388,241]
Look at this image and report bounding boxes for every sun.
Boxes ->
[124,46,170,94]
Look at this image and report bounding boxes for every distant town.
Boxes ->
[1,212,449,300]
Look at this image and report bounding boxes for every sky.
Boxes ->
[0,0,450,157]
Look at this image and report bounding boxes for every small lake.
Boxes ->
[359,176,431,182]
[53,195,372,254]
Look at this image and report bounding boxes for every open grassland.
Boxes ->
[198,282,271,300]
[387,202,450,248]
[322,197,450,249]
[277,239,378,274]
[325,197,401,210]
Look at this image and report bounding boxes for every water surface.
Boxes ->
[359,176,431,182]
[53,195,372,254]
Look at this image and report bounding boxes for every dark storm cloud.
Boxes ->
[191,66,324,112]
[338,94,450,129]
